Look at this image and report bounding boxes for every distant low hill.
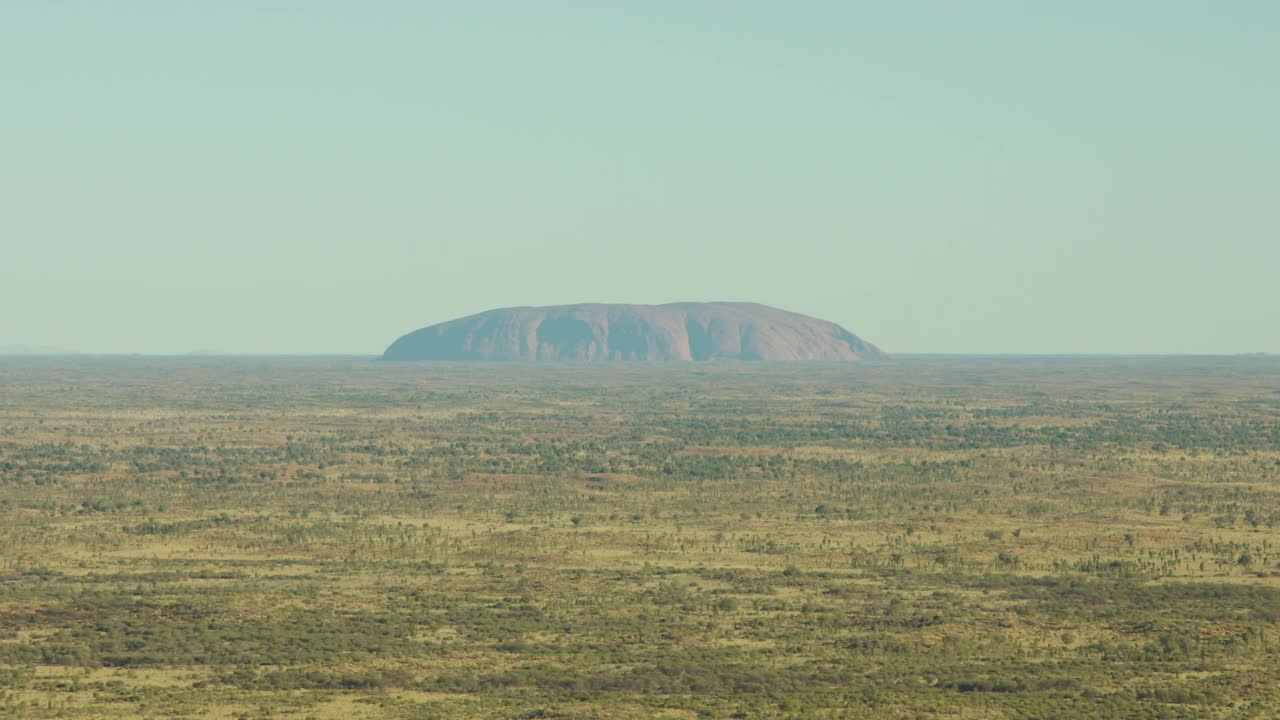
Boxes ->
[382,302,884,362]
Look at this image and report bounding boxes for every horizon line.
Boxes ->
[0,352,1273,360]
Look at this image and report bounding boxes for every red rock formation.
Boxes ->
[383,303,883,362]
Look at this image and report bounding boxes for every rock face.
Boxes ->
[382,302,884,362]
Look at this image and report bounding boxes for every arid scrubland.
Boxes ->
[1,357,1279,719]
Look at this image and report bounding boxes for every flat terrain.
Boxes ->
[1,356,1279,719]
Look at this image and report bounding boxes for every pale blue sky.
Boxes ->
[3,2,1277,355]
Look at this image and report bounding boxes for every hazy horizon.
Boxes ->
[0,345,1273,360]
[4,3,1277,356]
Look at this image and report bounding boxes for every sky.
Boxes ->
[2,2,1277,355]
